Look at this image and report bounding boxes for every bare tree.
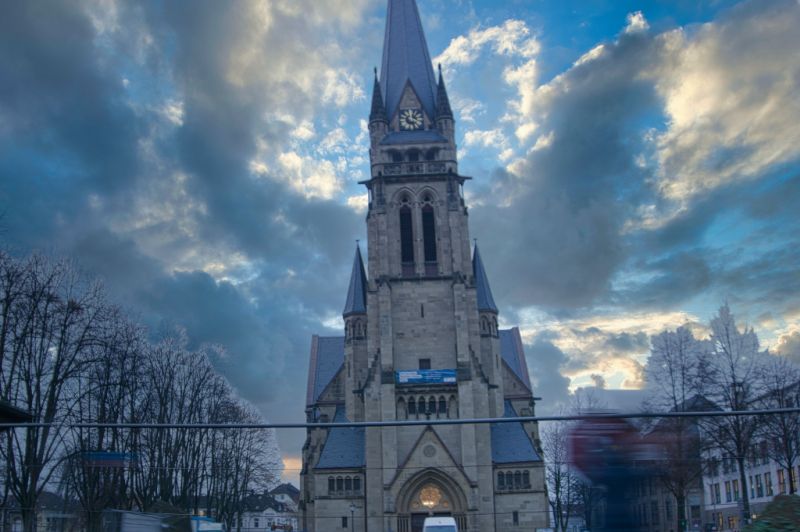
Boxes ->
[644,326,708,532]
[0,254,110,532]
[699,304,767,525]
[62,312,146,531]
[543,420,580,532]
[1,250,283,528]
[756,354,800,493]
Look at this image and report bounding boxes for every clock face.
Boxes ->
[399,108,424,130]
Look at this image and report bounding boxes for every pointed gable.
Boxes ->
[306,336,345,407]
[473,245,498,313]
[343,245,367,316]
[380,0,438,120]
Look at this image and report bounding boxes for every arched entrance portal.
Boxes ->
[396,469,468,532]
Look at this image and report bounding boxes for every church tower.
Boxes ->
[301,2,548,531]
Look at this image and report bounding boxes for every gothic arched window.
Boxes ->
[422,204,437,264]
[418,397,426,415]
[336,477,344,492]
[498,472,505,489]
[505,472,513,488]
[354,477,361,492]
[399,203,414,273]
[514,471,522,488]
[523,470,530,488]
[408,398,416,415]
[438,396,447,415]
[328,477,335,493]
[345,477,352,491]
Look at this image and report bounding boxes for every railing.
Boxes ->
[382,162,448,176]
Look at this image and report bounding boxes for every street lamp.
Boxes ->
[349,503,356,532]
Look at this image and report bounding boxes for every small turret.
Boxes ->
[368,68,388,148]
[436,64,454,142]
[473,244,498,338]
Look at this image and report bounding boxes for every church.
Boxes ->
[300,1,549,530]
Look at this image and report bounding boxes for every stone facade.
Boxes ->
[300,1,548,531]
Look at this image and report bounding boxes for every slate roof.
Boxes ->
[343,245,367,316]
[241,493,288,513]
[472,245,498,313]
[379,130,448,145]
[380,0,438,120]
[315,406,365,469]
[491,401,541,464]
[305,336,344,407]
[499,328,532,392]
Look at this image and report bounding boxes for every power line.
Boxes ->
[2,406,799,430]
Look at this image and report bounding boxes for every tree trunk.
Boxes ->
[677,493,686,532]
[737,456,751,524]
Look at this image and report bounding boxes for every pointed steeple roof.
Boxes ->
[435,64,453,119]
[369,67,388,123]
[380,0,438,120]
[343,245,367,316]
[473,244,498,313]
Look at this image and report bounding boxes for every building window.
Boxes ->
[254,518,259,529]
[725,480,732,502]
[419,358,431,370]
[399,205,414,270]
[342,517,348,528]
[512,511,519,525]
[756,474,763,498]
[514,471,522,489]
[505,472,513,488]
[498,472,505,489]
[418,397,426,415]
[354,476,361,492]
[438,396,446,415]
[329,477,335,493]
[651,501,659,525]
[523,470,530,488]
[714,483,721,504]
[345,477,352,491]
[778,469,786,494]
[422,204,437,264]
[750,475,755,499]
[408,398,416,415]
[337,477,344,492]
[766,472,773,496]
[733,479,740,501]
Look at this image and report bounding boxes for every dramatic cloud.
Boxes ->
[2,0,799,471]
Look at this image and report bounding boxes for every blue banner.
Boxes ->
[396,369,456,384]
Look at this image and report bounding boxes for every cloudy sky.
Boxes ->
[2,0,799,482]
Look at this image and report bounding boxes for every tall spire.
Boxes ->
[369,67,388,123]
[435,64,453,119]
[343,245,368,316]
[379,0,438,120]
[473,245,498,313]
